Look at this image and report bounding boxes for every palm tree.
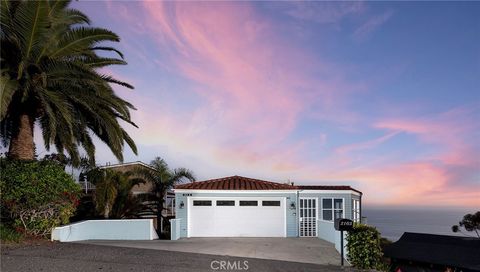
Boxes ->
[110,173,153,219]
[88,168,145,219]
[137,157,195,232]
[1,0,137,165]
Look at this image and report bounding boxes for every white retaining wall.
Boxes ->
[51,219,158,242]
[318,220,348,258]
[170,218,181,240]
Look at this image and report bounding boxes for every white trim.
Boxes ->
[187,196,191,238]
[299,190,361,196]
[352,198,361,222]
[175,189,295,194]
[174,189,360,195]
[317,197,319,236]
[318,219,334,224]
[284,197,287,237]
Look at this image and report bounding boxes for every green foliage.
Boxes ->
[135,157,195,231]
[346,224,384,270]
[0,159,81,237]
[1,0,136,164]
[70,195,97,222]
[452,211,480,238]
[0,223,23,243]
[87,168,147,219]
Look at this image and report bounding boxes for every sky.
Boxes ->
[59,1,479,209]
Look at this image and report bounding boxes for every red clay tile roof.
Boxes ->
[175,175,361,194]
[175,176,295,190]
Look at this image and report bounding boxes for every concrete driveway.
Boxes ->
[79,238,341,265]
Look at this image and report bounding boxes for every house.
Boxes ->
[384,232,480,271]
[98,161,156,195]
[172,175,362,238]
[83,161,176,228]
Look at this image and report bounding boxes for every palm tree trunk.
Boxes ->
[156,200,163,232]
[104,203,110,219]
[8,113,35,160]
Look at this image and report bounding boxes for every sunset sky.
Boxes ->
[60,1,479,208]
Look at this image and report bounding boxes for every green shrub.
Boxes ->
[0,223,23,243]
[0,159,81,237]
[346,224,384,270]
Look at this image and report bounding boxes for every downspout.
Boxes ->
[296,189,299,237]
[296,190,303,237]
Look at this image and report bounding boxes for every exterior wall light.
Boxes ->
[290,202,296,210]
[179,201,185,209]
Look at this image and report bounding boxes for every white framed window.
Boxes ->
[352,199,360,222]
[322,198,343,221]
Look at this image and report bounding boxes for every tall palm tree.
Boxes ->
[137,157,195,232]
[87,168,145,219]
[1,0,137,165]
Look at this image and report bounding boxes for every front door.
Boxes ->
[299,198,317,237]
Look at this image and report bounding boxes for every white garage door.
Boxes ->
[188,197,286,237]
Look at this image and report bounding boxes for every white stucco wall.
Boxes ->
[318,220,348,260]
[51,219,158,242]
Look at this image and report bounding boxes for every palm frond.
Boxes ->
[100,74,134,89]
[0,71,18,120]
[12,1,50,64]
[50,27,120,58]
[2,0,136,163]
[90,46,124,59]
[172,168,196,184]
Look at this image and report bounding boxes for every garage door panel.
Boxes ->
[189,206,216,237]
[188,198,285,237]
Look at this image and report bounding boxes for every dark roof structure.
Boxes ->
[297,185,362,195]
[384,232,480,271]
[175,175,361,193]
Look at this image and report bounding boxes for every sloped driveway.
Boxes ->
[79,237,341,265]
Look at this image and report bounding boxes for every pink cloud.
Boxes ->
[374,105,479,165]
[282,105,479,207]
[335,131,400,155]
[94,2,478,208]
[136,2,359,159]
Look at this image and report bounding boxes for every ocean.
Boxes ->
[363,208,475,241]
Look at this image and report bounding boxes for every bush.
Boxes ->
[346,224,384,270]
[0,159,81,237]
[0,223,23,243]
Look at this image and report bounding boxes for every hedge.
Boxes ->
[346,223,384,269]
[0,159,81,237]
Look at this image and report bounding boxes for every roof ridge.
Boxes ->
[174,176,361,193]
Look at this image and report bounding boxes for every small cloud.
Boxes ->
[284,1,365,24]
[352,10,393,42]
[335,131,400,155]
